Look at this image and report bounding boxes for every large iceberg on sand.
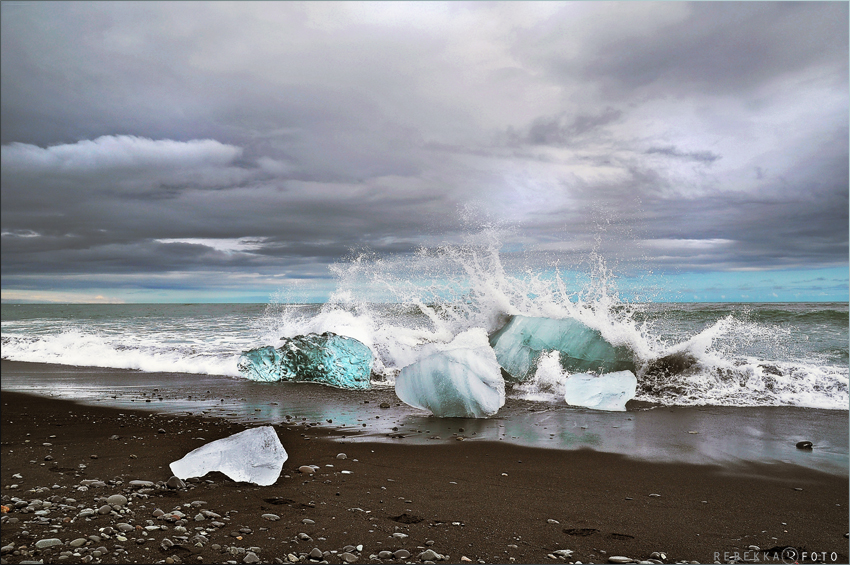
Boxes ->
[170,426,288,486]
[563,371,637,412]
[237,332,373,390]
[489,315,635,383]
[395,329,505,418]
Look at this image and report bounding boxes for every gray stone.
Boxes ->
[394,550,411,559]
[262,514,281,521]
[106,494,127,506]
[166,476,186,489]
[608,557,633,564]
[117,523,133,532]
[97,504,112,515]
[244,552,260,564]
[35,538,62,550]
[128,480,155,488]
[419,549,441,561]
[378,551,393,559]
[336,453,347,460]
[309,548,323,559]
[340,552,358,563]
[78,508,95,518]
[69,539,87,548]
[302,518,315,525]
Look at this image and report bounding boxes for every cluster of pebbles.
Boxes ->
[1,472,477,565]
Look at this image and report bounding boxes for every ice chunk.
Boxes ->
[489,315,635,382]
[395,329,505,418]
[238,332,373,390]
[169,426,287,486]
[563,371,637,411]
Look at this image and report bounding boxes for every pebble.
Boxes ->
[340,552,358,563]
[378,551,393,559]
[244,552,260,563]
[394,549,411,559]
[336,453,347,459]
[97,504,112,515]
[128,480,155,488]
[302,518,315,525]
[106,494,127,506]
[648,493,661,497]
[70,538,87,548]
[608,557,633,564]
[547,518,560,524]
[166,476,186,489]
[35,538,63,549]
[796,441,813,449]
[299,466,316,474]
[262,514,281,521]
[309,548,323,559]
[419,549,441,561]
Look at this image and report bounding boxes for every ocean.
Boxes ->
[2,301,847,410]
[1,248,848,473]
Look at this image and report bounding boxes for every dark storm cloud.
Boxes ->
[1,2,847,302]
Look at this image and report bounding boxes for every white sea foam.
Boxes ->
[2,230,847,410]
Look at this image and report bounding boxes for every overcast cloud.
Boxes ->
[1,1,847,303]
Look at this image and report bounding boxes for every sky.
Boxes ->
[1,1,848,304]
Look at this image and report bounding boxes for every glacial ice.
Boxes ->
[563,370,637,412]
[169,426,288,486]
[489,315,635,382]
[395,329,505,418]
[237,332,374,390]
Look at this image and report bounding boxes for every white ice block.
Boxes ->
[563,370,637,412]
[169,426,288,486]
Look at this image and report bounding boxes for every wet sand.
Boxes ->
[1,389,848,565]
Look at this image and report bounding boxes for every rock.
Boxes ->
[70,538,87,548]
[553,550,574,558]
[161,538,174,550]
[166,476,186,489]
[302,518,315,525]
[299,466,316,474]
[106,494,127,506]
[648,493,661,497]
[547,518,560,524]
[262,514,280,521]
[392,532,408,539]
[460,557,472,563]
[340,552,358,563]
[608,558,633,564]
[128,480,155,488]
[378,551,393,559]
[309,548,323,559]
[336,453,347,460]
[35,538,63,549]
[244,552,260,564]
[394,550,411,559]
[419,549,441,561]
[97,504,112,515]
[796,441,813,449]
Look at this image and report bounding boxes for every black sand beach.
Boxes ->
[2,383,848,565]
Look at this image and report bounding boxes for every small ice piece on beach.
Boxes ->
[237,332,373,390]
[169,426,287,486]
[489,315,635,382]
[563,371,637,412]
[395,329,505,418]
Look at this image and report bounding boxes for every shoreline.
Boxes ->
[2,360,848,476]
[2,390,848,565]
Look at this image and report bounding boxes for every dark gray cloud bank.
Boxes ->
[1,2,847,303]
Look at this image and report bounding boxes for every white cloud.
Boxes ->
[1,135,242,172]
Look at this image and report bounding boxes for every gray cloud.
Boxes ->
[1,2,846,302]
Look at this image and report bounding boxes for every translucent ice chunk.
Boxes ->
[489,315,635,383]
[395,329,505,418]
[563,371,637,412]
[169,426,288,486]
[237,332,373,390]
